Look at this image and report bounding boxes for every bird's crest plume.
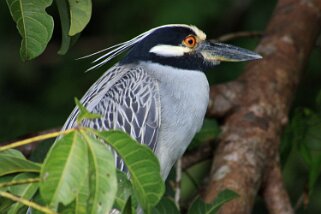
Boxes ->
[79,24,200,71]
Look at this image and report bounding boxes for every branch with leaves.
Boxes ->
[0,100,238,214]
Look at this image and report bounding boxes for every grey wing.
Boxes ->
[62,64,161,171]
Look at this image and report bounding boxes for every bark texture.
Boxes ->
[204,0,321,213]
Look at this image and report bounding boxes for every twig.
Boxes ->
[294,184,309,211]
[0,191,57,214]
[213,31,263,42]
[175,159,182,209]
[0,128,61,157]
[0,178,40,188]
[1,128,61,145]
[0,128,75,152]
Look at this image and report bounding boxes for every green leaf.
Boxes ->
[56,0,71,55]
[40,131,88,209]
[6,0,54,60]
[0,149,26,159]
[97,130,165,213]
[74,174,90,214]
[68,0,92,36]
[114,170,133,211]
[7,173,39,214]
[75,98,101,124]
[188,189,239,214]
[81,130,117,214]
[152,197,179,214]
[0,156,40,176]
[55,0,81,55]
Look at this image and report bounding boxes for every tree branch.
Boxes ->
[203,0,321,213]
[207,81,244,118]
[261,156,293,214]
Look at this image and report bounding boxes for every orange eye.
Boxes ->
[183,35,197,48]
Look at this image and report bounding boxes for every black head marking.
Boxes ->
[120,26,207,70]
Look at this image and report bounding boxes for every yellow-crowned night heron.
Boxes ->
[63,24,261,179]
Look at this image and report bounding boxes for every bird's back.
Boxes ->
[62,63,161,172]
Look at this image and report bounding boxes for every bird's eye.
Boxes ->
[183,35,197,48]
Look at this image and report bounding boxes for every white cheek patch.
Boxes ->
[149,45,192,57]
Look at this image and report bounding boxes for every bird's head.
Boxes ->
[86,24,262,71]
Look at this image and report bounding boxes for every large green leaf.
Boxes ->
[188,189,239,214]
[80,130,117,214]
[7,173,39,214]
[98,130,165,213]
[68,0,92,36]
[6,0,54,60]
[40,131,88,209]
[0,156,40,176]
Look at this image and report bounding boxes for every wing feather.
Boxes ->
[62,64,161,171]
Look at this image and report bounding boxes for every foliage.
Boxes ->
[281,106,321,196]
[5,0,91,61]
[280,88,321,210]
[6,0,54,61]
[0,101,164,213]
[0,100,237,213]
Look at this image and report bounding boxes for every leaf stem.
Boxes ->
[0,129,76,152]
[0,178,40,188]
[0,191,57,214]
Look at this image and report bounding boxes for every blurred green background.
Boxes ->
[0,0,320,213]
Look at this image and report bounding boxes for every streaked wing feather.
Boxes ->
[62,65,161,171]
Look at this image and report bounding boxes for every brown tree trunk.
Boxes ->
[204,0,321,213]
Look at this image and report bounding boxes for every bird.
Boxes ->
[62,24,262,179]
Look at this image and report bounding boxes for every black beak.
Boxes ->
[198,41,262,62]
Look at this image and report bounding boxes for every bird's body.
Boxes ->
[62,24,261,179]
[141,62,209,178]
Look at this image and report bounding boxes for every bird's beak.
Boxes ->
[198,41,262,62]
